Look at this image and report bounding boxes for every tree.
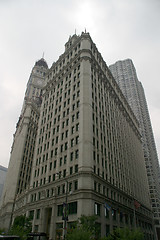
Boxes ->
[66,215,100,240]
[79,215,99,237]
[102,227,144,240]
[66,228,92,240]
[0,228,5,235]
[9,215,32,239]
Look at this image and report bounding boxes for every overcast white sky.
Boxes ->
[0,0,160,168]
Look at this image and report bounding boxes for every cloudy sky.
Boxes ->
[0,0,160,168]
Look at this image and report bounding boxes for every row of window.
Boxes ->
[32,179,78,200]
[48,42,81,78]
[57,201,77,216]
[33,163,79,187]
[45,67,80,106]
[38,122,80,153]
[35,148,79,174]
[91,70,144,199]
[42,89,80,125]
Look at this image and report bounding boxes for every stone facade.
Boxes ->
[0,33,155,239]
[0,58,48,229]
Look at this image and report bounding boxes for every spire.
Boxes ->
[35,58,48,69]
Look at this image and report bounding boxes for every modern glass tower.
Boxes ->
[109,59,160,239]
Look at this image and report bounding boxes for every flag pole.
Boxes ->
[133,200,136,229]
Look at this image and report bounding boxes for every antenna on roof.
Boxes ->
[75,29,76,35]
[85,28,86,33]
[42,52,44,59]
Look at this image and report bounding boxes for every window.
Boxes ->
[47,189,50,198]
[60,157,62,166]
[71,126,75,134]
[56,136,59,144]
[112,209,116,220]
[74,180,78,190]
[98,183,101,193]
[65,142,68,150]
[61,145,63,153]
[93,151,96,160]
[72,115,75,122]
[64,155,67,164]
[75,149,79,159]
[61,132,64,140]
[76,123,79,131]
[75,164,78,173]
[29,210,34,220]
[62,184,65,194]
[38,192,41,200]
[43,178,46,184]
[48,175,51,183]
[54,161,57,168]
[69,182,72,192]
[95,203,101,216]
[105,208,109,219]
[65,130,68,138]
[63,169,66,177]
[58,186,60,195]
[76,111,79,119]
[76,136,79,144]
[77,100,80,107]
[66,118,69,126]
[53,174,55,181]
[70,152,73,161]
[71,139,74,147]
[68,202,77,214]
[57,204,63,216]
[120,212,123,222]
[55,148,58,156]
[51,150,53,158]
[70,167,73,175]
[73,94,76,100]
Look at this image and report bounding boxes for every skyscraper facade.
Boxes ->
[0,58,48,228]
[109,59,160,239]
[0,34,155,239]
[0,166,7,203]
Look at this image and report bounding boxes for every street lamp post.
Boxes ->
[56,173,69,240]
[63,180,68,240]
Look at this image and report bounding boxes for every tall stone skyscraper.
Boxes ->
[0,58,48,228]
[0,34,155,239]
[109,59,160,239]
